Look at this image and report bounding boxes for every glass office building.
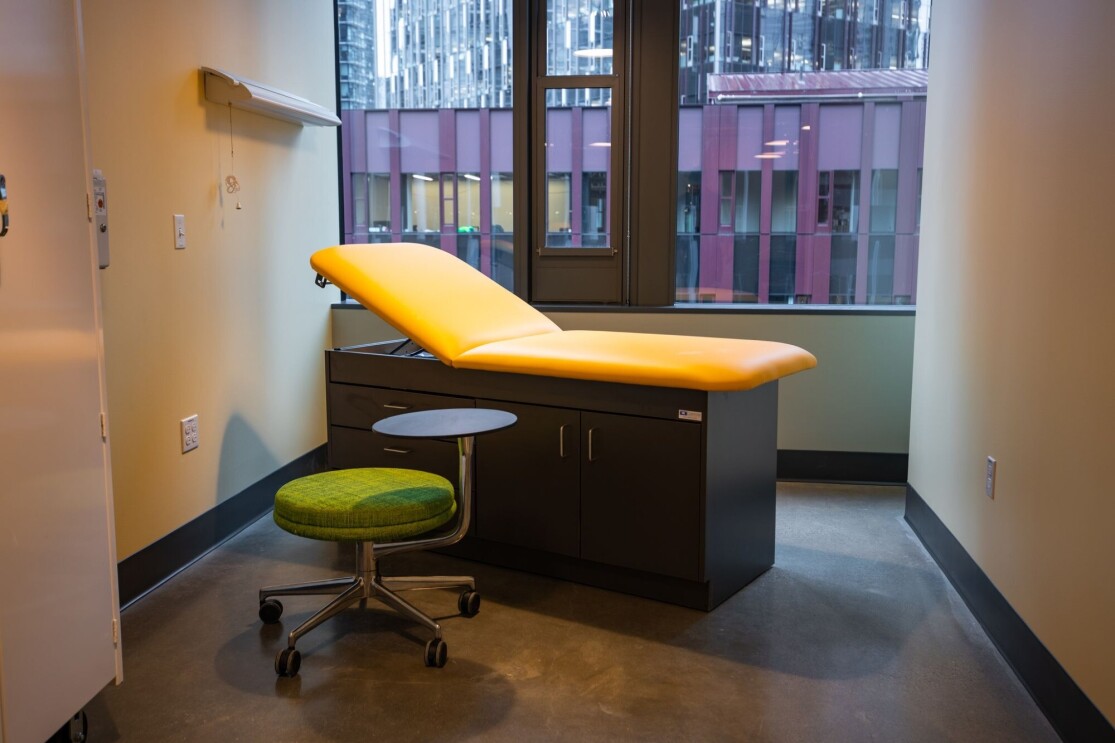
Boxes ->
[337,0,931,303]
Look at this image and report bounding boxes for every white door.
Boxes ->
[0,2,122,742]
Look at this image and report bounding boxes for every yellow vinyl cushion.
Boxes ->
[311,242,817,392]
[311,243,561,362]
[454,330,816,391]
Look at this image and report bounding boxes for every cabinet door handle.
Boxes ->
[383,447,411,455]
[587,427,598,462]
[559,424,568,458]
[383,402,412,410]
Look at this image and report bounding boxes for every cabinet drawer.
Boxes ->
[328,384,472,430]
[328,425,459,487]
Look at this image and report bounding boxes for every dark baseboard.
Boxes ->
[905,485,1114,743]
[777,449,908,483]
[117,445,328,608]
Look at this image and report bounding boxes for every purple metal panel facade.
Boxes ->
[340,89,925,303]
[735,107,764,167]
[456,110,482,173]
[699,107,725,297]
[708,69,929,100]
[772,106,800,171]
[546,109,573,172]
[895,100,925,302]
[758,105,775,301]
[797,103,820,300]
[399,111,440,172]
[581,108,611,171]
[855,102,876,304]
[819,105,863,171]
[439,108,457,255]
[571,107,583,239]
[873,103,901,169]
[342,109,359,240]
[366,112,392,172]
[388,109,403,242]
[479,108,493,272]
[678,107,703,170]
[490,111,514,172]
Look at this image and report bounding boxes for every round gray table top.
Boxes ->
[372,408,517,439]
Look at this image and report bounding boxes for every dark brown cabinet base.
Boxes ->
[326,340,778,611]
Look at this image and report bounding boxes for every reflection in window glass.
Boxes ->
[830,236,858,303]
[369,174,391,234]
[734,172,761,233]
[402,173,440,233]
[676,171,701,302]
[719,172,734,228]
[817,171,831,225]
[491,173,514,233]
[771,171,798,233]
[546,0,614,77]
[677,171,701,235]
[867,235,896,304]
[352,173,368,229]
[789,1,818,71]
[821,0,851,70]
[491,172,514,291]
[582,172,608,245]
[831,170,859,233]
[870,169,898,233]
[457,174,482,232]
[441,174,456,227]
[770,235,798,304]
[759,4,787,71]
[458,234,482,270]
[733,235,760,302]
[337,0,514,285]
[547,173,573,244]
[545,88,611,248]
[674,1,930,305]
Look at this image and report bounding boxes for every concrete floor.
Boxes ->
[86,483,1060,742]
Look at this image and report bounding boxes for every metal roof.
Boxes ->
[707,69,929,103]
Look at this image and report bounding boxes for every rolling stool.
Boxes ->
[259,408,516,675]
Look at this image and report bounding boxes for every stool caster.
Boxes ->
[458,590,481,617]
[259,598,283,624]
[275,647,301,677]
[424,638,447,668]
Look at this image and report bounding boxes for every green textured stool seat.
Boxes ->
[273,468,456,543]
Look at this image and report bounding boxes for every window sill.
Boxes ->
[332,299,915,317]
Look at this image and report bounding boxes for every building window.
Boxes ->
[402,173,441,235]
[337,0,930,307]
[336,0,515,287]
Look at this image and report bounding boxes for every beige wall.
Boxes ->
[333,308,915,453]
[84,1,338,559]
[910,0,1115,721]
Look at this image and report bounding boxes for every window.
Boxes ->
[672,2,929,306]
[336,0,930,306]
[336,1,515,288]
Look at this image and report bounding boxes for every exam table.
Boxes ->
[312,242,816,610]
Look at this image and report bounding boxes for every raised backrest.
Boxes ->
[311,243,561,363]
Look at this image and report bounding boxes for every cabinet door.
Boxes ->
[580,413,702,580]
[475,401,581,557]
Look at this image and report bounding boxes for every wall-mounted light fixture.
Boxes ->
[201,67,340,127]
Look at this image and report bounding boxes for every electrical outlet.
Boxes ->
[181,415,199,453]
[985,456,997,499]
